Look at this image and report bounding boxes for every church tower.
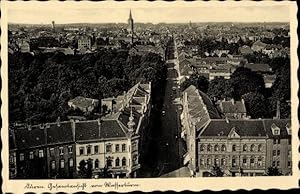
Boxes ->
[128,10,134,34]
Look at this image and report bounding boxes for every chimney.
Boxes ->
[231,98,235,105]
[225,117,229,123]
[97,118,102,137]
[276,101,280,119]
[70,119,76,141]
[56,116,61,127]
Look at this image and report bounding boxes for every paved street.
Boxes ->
[137,40,187,178]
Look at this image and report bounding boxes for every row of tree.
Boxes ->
[9,48,167,124]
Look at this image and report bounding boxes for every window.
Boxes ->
[274,129,279,135]
[122,157,126,166]
[221,145,226,152]
[68,146,73,153]
[38,150,44,158]
[288,150,291,157]
[9,156,14,163]
[258,158,262,167]
[87,146,91,155]
[258,144,262,152]
[50,148,55,156]
[214,145,219,152]
[133,155,138,165]
[59,147,64,155]
[273,150,276,156]
[95,159,99,169]
[250,158,255,167]
[107,158,112,168]
[214,158,219,166]
[221,158,226,166]
[29,151,34,159]
[60,159,65,169]
[250,144,255,152]
[207,144,211,152]
[122,144,126,152]
[51,161,56,170]
[232,158,236,167]
[20,153,24,161]
[277,150,280,156]
[288,139,291,145]
[288,161,291,167]
[106,144,112,153]
[232,144,236,152]
[94,145,99,154]
[273,139,276,144]
[200,145,205,151]
[278,139,280,144]
[272,161,276,166]
[115,144,120,152]
[116,158,120,167]
[207,158,211,165]
[243,158,247,166]
[277,161,280,167]
[79,147,84,155]
[200,159,204,165]
[69,158,74,168]
[243,144,248,152]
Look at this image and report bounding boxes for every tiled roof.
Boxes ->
[47,122,74,145]
[244,63,272,73]
[68,96,98,109]
[75,120,100,141]
[101,120,127,139]
[184,85,218,132]
[263,119,291,138]
[198,90,220,119]
[219,100,247,114]
[14,125,46,150]
[200,119,267,137]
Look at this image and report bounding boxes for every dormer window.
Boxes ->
[271,123,281,136]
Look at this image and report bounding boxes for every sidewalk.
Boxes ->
[160,166,191,178]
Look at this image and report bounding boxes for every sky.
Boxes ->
[5,1,291,24]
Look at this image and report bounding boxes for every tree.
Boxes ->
[210,165,224,177]
[229,67,265,100]
[269,65,290,118]
[78,160,87,178]
[77,159,93,178]
[266,166,282,176]
[181,73,209,93]
[242,92,271,119]
[207,78,233,101]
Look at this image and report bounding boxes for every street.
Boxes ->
[137,39,187,177]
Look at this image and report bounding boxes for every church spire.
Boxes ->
[129,9,133,20]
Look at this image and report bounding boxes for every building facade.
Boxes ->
[181,85,292,177]
[78,35,92,50]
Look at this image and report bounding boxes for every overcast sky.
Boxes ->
[6,1,291,24]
